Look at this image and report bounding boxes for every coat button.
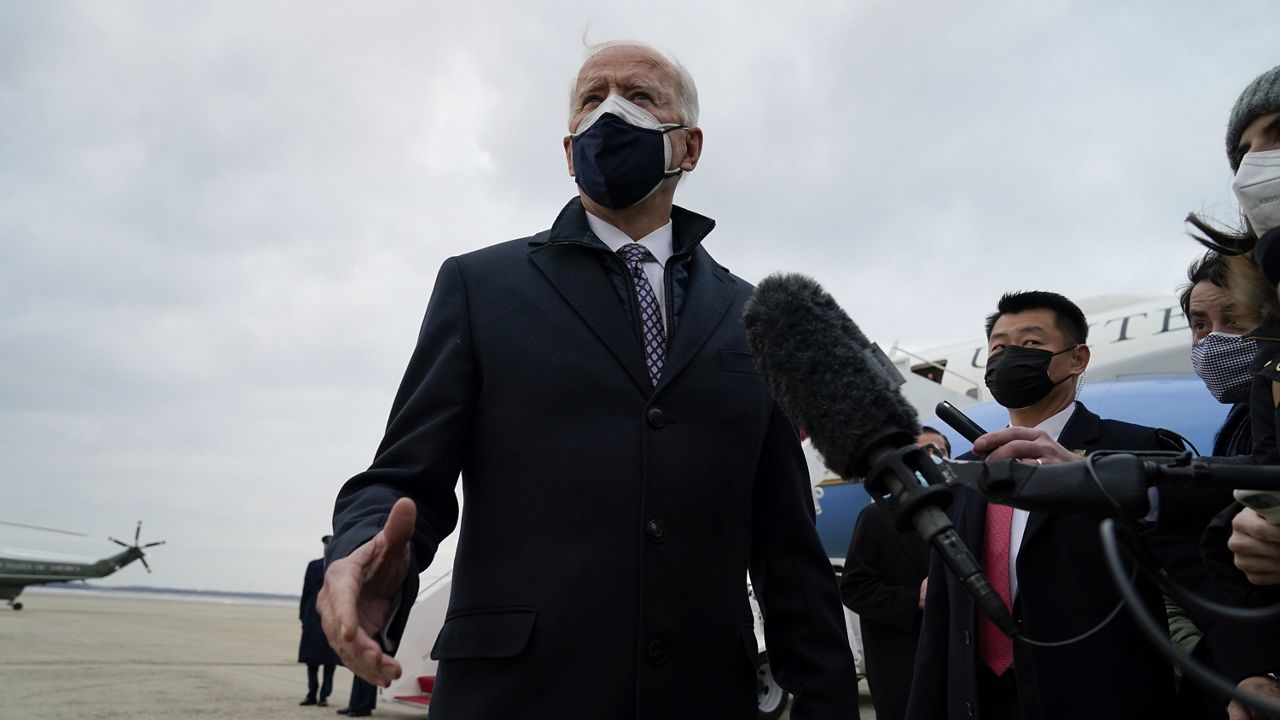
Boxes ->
[646,407,666,428]
[646,519,668,544]
[963,630,972,646]
[647,639,668,666]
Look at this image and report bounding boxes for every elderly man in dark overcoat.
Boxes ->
[316,40,859,720]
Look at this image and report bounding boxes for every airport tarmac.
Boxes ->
[0,588,876,719]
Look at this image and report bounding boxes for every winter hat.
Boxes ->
[1227,64,1280,171]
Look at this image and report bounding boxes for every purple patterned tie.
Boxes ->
[617,243,666,386]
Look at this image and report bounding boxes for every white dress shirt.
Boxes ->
[1008,402,1077,598]
[585,212,674,332]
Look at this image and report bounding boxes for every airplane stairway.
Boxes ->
[392,675,434,707]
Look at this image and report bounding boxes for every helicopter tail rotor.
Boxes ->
[109,522,165,573]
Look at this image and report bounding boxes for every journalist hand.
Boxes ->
[1230,508,1280,586]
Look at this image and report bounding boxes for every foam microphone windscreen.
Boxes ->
[743,273,921,478]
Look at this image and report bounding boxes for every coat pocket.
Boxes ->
[720,350,758,375]
[430,607,537,661]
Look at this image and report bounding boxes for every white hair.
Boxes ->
[569,40,700,127]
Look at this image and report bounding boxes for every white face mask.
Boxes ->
[1233,148,1280,236]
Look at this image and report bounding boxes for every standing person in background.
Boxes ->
[1188,62,1280,720]
[841,427,950,720]
[299,536,339,708]
[1155,251,1261,718]
[907,290,1181,720]
[1182,250,1255,457]
[1190,62,1280,468]
[336,678,376,718]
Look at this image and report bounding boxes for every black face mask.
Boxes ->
[572,114,683,209]
[984,345,1078,409]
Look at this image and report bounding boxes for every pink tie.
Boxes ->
[980,502,1015,675]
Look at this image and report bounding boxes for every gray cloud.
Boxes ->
[1,0,1276,592]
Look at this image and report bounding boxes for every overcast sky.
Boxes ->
[1,1,1276,594]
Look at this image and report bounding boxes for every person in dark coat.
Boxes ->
[907,291,1180,720]
[1186,62,1280,718]
[315,41,859,720]
[299,536,340,707]
[336,677,376,717]
[841,428,950,720]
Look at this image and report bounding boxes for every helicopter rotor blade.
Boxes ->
[109,537,129,548]
[134,522,141,546]
[0,520,90,538]
[142,540,166,548]
[141,556,152,573]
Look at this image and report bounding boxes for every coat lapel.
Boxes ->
[654,247,733,393]
[526,198,725,398]
[1020,403,1100,550]
[528,243,653,396]
[953,487,987,619]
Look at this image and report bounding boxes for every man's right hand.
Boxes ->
[318,497,417,687]
[971,427,1081,465]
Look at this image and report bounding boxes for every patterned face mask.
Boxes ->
[1190,332,1258,404]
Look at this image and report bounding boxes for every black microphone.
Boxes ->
[949,455,1153,519]
[936,401,988,444]
[743,273,1019,640]
[952,453,1280,519]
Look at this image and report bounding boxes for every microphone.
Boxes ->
[743,273,1019,640]
[936,400,988,444]
[952,453,1280,519]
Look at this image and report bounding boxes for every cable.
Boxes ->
[1085,450,1280,623]
[996,452,1140,649]
[1100,519,1280,718]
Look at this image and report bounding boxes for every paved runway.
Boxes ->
[0,589,423,720]
[0,588,875,719]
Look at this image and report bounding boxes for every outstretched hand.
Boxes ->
[318,497,417,687]
[971,427,1081,465]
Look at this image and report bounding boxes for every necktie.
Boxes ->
[617,243,666,386]
[979,501,1015,676]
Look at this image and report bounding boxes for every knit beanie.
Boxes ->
[1227,64,1280,171]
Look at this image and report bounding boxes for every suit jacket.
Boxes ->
[298,558,340,665]
[906,402,1178,720]
[841,502,930,720]
[328,198,859,720]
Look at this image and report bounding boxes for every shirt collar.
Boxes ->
[585,212,674,267]
[1033,401,1078,442]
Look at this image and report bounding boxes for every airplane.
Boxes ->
[0,521,165,610]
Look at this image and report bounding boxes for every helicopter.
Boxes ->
[0,520,165,610]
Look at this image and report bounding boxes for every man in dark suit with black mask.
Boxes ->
[907,291,1180,720]
[315,40,859,720]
